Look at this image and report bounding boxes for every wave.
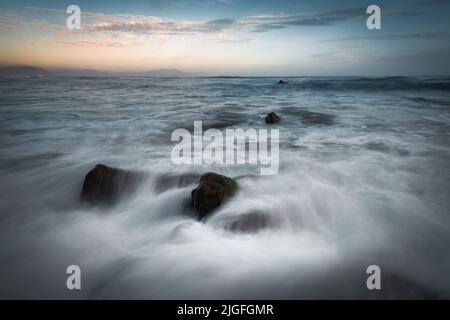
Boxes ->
[286,77,450,91]
[1,76,450,299]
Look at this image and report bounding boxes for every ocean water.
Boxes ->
[0,76,449,299]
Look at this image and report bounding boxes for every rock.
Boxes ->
[265,112,281,124]
[191,172,238,220]
[80,164,141,206]
[277,80,288,84]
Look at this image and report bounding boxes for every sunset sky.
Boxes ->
[0,0,449,76]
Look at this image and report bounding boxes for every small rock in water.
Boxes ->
[277,80,288,84]
[265,112,281,124]
[80,164,141,206]
[191,172,238,220]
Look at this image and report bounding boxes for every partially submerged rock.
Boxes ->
[191,172,237,220]
[80,164,141,206]
[277,80,288,84]
[265,112,281,124]
[226,211,275,234]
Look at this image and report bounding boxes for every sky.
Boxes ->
[0,0,449,76]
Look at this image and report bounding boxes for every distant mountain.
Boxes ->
[134,69,188,77]
[0,66,50,78]
[46,68,112,77]
[0,66,206,78]
[118,69,206,77]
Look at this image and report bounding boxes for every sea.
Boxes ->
[0,76,449,298]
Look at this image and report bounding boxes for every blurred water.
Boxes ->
[0,76,449,299]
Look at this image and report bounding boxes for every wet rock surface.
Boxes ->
[80,164,142,206]
[191,172,238,220]
[265,112,281,124]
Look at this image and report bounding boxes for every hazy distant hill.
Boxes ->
[0,66,204,78]
[144,69,187,77]
[47,68,112,77]
[0,66,50,78]
[118,69,205,77]
[121,69,186,77]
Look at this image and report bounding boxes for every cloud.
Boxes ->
[4,4,418,36]
[0,9,53,31]
[77,7,367,35]
[78,6,418,35]
[24,6,64,14]
[84,16,236,34]
[24,6,119,22]
[244,7,365,31]
[0,5,422,49]
[59,39,127,48]
[58,35,149,48]
[241,7,417,32]
[323,32,449,42]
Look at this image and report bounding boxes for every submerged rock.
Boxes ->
[265,112,281,124]
[226,211,275,234]
[154,172,200,194]
[191,172,237,220]
[80,164,141,206]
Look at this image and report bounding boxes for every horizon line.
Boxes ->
[0,65,449,78]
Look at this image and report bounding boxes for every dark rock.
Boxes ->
[265,112,281,124]
[277,80,288,84]
[80,164,142,206]
[191,172,238,220]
